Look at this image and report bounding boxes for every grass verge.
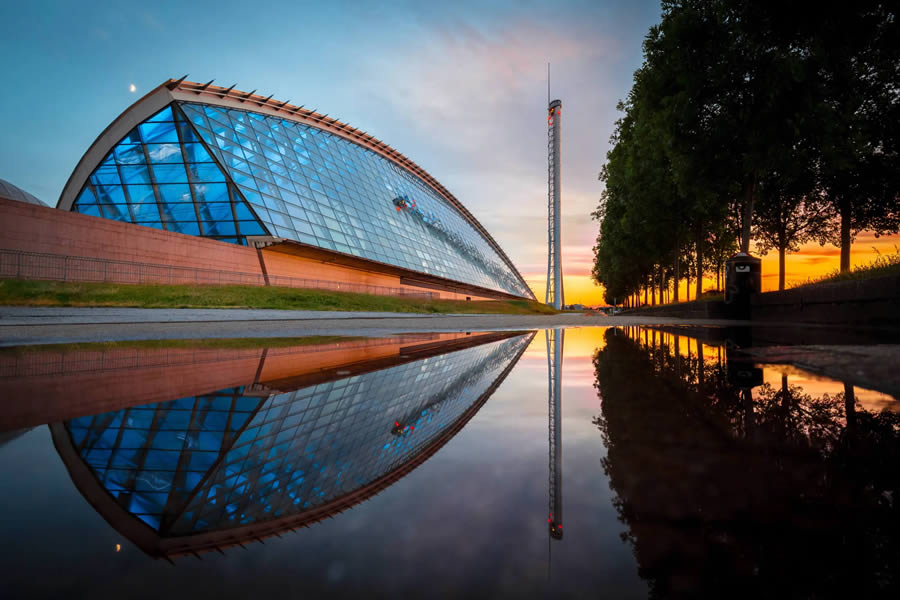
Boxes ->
[790,247,900,288]
[0,279,556,315]
[0,336,363,356]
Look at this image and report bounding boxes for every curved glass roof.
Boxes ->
[70,99,532,298]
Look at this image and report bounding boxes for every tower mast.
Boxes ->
[546,71,564,309]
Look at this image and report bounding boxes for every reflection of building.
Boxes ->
[3,79,530,301]
[48,332,533,559]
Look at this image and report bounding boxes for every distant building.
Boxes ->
[0,178,46,206]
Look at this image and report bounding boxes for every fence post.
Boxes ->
[139,263,143,284]
[64,256,69,282]
[16,252,21,278]
[103,260,108,282]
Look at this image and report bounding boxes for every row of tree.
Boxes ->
[592,1,899,305]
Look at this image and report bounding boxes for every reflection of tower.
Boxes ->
[547,328,564,539]
[546,98,564,309]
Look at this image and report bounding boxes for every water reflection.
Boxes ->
[1,332,533,560]
[594,327,899,598]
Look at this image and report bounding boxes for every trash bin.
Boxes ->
[724,253,761,318]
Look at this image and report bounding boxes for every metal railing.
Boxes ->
[0,249,435,299]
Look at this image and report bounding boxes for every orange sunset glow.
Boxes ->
[527,231,900,306]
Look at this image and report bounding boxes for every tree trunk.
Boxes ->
[686,273,691,302]
[741,180,755,253]
[644,284,648,306]
[778,244,786,291]
[839,198,852,273]
[695,224,703,299]
[674,253,680,303]
[660,267,665,305]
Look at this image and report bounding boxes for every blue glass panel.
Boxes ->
[101,202,130,221]
[119,165,152,185]
[159,202,197,221]
[187,163,226,183]
[131,202,161,221]
[203,219,237,236]
[182,143,213,163]
[139,120,179,144]
[120,128,142,145]
[233,201,258,221]
[196,202,233,222]
[90,165,121,186]
[145,106,175,122]
[75,186,97,206]
[114,144,145,165]
[157,184,192,203]
[151,163,189,184]
[126,184,156,204]
[95,185,127,204]
[238,220,267,236]
[147,144,184,164]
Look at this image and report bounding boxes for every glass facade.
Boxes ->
[71,106,268,244]
[63,334,531,536]
[72,101,532,297]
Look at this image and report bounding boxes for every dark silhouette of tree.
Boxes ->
[592,327,900,598]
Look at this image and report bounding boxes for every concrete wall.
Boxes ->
[751,275,900,326]
[0,198,503,300]
[622,275,900,327]
[0,197,262,273]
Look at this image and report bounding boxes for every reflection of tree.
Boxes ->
[593,328,899,598]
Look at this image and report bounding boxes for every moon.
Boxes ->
[129,84,136,93]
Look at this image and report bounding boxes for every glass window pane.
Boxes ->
[95,185,127,204]
[131,202,161,221]
[157,184,192,204]
[182,143,213,163]
[139,120,179,144]
[151,163,189,184]
[145,106,175,122]
[90,165,121,186]
[192,183,229,203]
[238,220,267,236]
[126,184,156,204]
[114,144,146,165]
[147,144,184,164]
[202,219,237,236]
[187,163,226,183]
[119,165,152,185]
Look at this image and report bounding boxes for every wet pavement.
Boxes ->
[0,326,897,598]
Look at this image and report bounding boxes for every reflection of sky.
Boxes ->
[0,328,649,598]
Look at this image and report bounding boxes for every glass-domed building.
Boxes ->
[57,78,533,300]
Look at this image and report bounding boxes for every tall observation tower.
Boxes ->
[546,99,564,309]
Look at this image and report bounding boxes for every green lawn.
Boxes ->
[0,279,556,315]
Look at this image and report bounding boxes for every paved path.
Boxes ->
[0,307,745,346]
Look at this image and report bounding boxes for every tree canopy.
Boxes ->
[593,1,898,303]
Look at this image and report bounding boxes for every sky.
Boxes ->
[0,0,895,305]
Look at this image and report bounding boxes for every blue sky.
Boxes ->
[0,0,660,301]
